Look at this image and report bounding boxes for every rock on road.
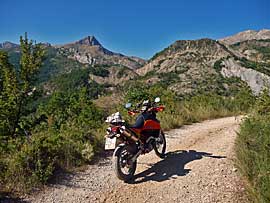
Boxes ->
[25,116,248,203]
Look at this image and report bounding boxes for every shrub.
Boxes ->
[236,90,270,203]
[213,59,224,71]
[2,126,96,192]
[124,84,254,130]
[0,88,105,193]
[90,65,110,77]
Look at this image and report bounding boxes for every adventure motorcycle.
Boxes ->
[104,97,166,181]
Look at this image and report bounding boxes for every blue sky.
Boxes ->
[1,0,269,59]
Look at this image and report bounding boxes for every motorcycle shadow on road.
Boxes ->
[130,150,226,184]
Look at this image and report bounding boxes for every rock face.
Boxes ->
[220,29,270,45]
[221,58,270,95]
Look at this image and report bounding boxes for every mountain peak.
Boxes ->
[75,36,101,46]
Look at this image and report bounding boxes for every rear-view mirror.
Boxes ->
[125,103,132,109]
[154,97,160,103]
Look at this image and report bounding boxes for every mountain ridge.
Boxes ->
[136,34,270,95]
[219,29,270,45]
[0,41,19,49]
[1,29,270,96]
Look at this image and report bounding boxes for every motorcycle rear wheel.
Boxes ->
[153,130,166,158]
[113,145,137,182]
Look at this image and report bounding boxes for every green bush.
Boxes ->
[90,65,110,77]
[124,84,255,130]
[2,126,96,192]
[0,88,105,193]
[213,59,224,71]
[236,90,270,203]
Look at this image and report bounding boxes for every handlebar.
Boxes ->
[128,105,165,116]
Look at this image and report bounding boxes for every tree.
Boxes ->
[20,33,44,91]
[0,33,45,141]
[0,51,19,146]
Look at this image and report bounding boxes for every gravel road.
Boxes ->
[24,116,248,203]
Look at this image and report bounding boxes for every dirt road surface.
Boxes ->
[25,116,248,203]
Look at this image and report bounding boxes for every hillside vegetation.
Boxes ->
[236,90,270,203]
[0,35,107,194]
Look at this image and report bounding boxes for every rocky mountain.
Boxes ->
[1,30,270,96]
[0,36,145,93]
[220,29,270,45]
[57,36,145,69]
[136,30,270,96]
[0,41,19,49]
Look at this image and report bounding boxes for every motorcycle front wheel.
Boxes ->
[153,130,166,158]
[113,145,137,182]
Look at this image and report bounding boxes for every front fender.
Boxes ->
[113,143,126,157]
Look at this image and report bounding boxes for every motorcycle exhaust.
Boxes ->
[120,127,139,142]
[122,130,139,142]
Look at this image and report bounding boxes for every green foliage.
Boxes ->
[90,65,110,77]
[39,88,104,130]
[213,59,224,71]
[124,83,255,130]
[117,66,129,78]
[51,68,90,92]
[0,51,19,140]
[7,51,20,69]
[3,128,95,191]
[49,68,106,98]
[1,87,105,193]
[236,90,270,203]
[0,36,105,194]
[158,72,180,86]
[37,47,83,84]
[0,33,45,141]
[19,33,44,90]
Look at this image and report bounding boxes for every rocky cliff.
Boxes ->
[221,58,270,95]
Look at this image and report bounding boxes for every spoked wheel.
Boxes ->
[153,130,166,158]
[113,145,137,182]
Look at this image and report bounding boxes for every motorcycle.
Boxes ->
[104,97,166,181]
